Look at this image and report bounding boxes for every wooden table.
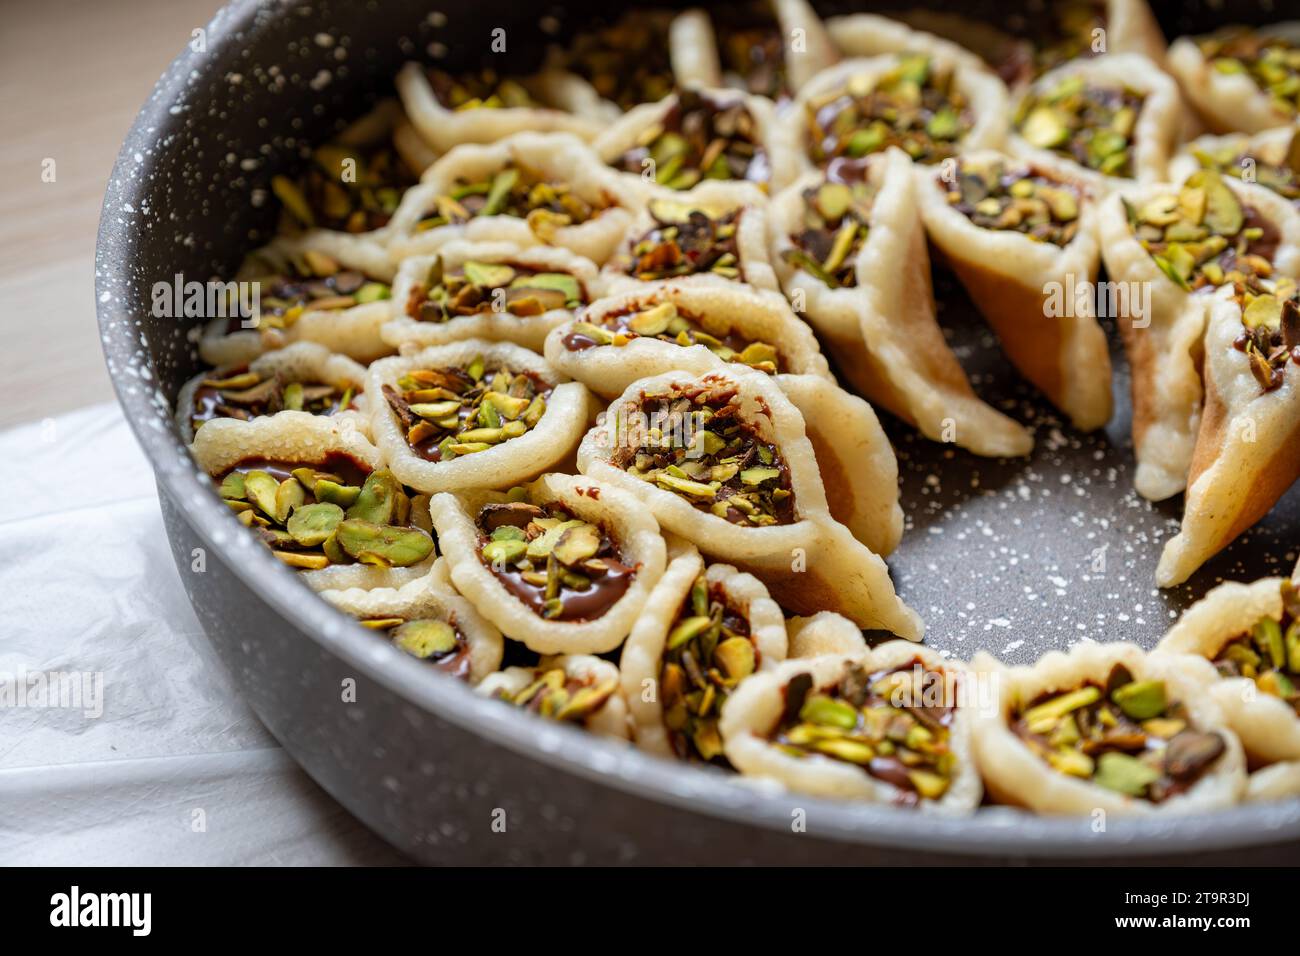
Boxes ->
[0,0,224,429]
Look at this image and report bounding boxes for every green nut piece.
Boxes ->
[346,469,401,525]
[1093,751,1160,796]
[314,479,361,508]
[334,519,434,567]
[285,502,345,547]
[799,694,859,730]
[1110,679,1168,721]
[482,537,527,566]
[392,619,459,660]
[242,470,280,519]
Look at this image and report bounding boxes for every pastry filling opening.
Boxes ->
[191,367,358,432]
[406,258,585,323]
[1125,169,1279,293]
[1231,275,1300,391]
[564,300,780,373]
[782,159,877,287]
[1016,75,1143,177]
[617,200,744,281]
[615,89,770,190]
[1197,29,1300,117]
[217,461,435,571]
[1191,136,1300,206]
[415,163,607,234]
[944,156,1082,245]
[614,380,796,526]
[382,357,552,462]
[274,139,418,233]
[360,615,472,680]
[427,68,547,111]
[662,573,759,763]
[476,498,637,621]
[805,55,971,166]
[561,12,675,112]
[1212,582,1300,713]
[493,665,620,721]
[1011,663,1227,801]
[771,661,958,804]
[227,250,391,333]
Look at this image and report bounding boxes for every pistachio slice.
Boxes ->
[944,157,1081,246]
[1014,76,1144,178]
[615,89,767,189]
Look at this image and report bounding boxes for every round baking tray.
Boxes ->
[96,0,1300,863]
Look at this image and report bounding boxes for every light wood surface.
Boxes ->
[0,0,221,429]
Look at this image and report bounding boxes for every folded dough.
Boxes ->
[824,13,989,77]
[915,151,1112,431]
[190,413,438,592]
[719,644,982,810]
[198,236,396,367]
[776,53,1009,179]
[431,473,666,655]
[395,62,602,154]
[543,282,903,555]
[1098,172,1300,500]
[1158,284,1300,585]
[786,612,868,658]
[594,86,794,195]
[320,559,503,685]
[477,654,630,739]
[385,132,639,264]
[621,545,788,760]
[1008,53,1180,192]
[1246,761,1300,802]
[769,147,1033,456]
[970,642,1247,814]
[668,0,839,98]
[577,367,923,637]
[1157,577,1300,766]
[366,339,593,494]
[177,342,369,443]
[1168,24,1300,135]
[382,240,598,353]
[598,181,779,296]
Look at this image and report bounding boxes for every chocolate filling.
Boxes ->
[615,89,770,189]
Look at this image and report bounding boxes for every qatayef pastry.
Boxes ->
[1157,578,1300,767]
[915,151,1112,431]
[385,133,639,264]
[882,1,1167,89]
[577,367,923,638]
[595,86,793,194]
[769,148,1033,457]
[197,239,395,368]
[382,240,597,353]
[1168,24,1300,135]
[431,473,666,655]
[321,559,503,685]
[599,181,779,296]
[395,62,602,154]
[786,612,867,658]
[542,10,677,115]
[478,654,630,739]
[668,0,839,99]
[272,98,435,239]
[365,340,592,495]
[970,642,1247,815]
[620,545,787,761]
[719,644,982,810]
[1158,283,1300,585]
[544,282,904,557]
[1008,54,1180,192]
[778,53,1009,177]
[191,414,437,592]
[177,342,369,443]
[1168,125,1300,209]
[1097,170,1300,500]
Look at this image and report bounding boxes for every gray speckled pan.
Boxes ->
[96,0,1300,863]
